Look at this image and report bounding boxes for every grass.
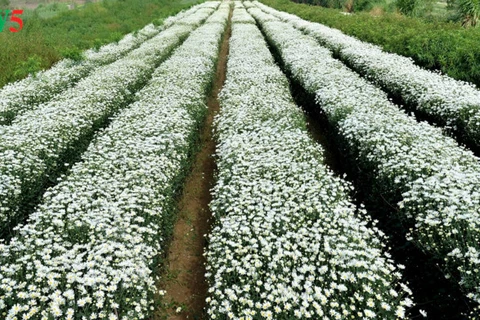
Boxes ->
[24,3,71,19]
[0,0,202,88]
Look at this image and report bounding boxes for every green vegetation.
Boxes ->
[261,0,480,87]
[22,3,71,20]
[291,0,480,24]
[0,0,202,88]
[456,0,480,26]
[291,0,440,15]
[291,0,393,12]
[59,46,84,61]
[396,0,418,14]
[13,54,42,78]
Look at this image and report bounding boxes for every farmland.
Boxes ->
[0,0,202,87]
[1,0,480,319]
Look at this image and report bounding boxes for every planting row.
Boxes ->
[248,5,480,308]
[0,23,160,126]
[0,3,220,239]
[253,1,480,153]
[162,1,221,27]
[0,1,223,126]
[0,3,228,319]
[231,1,256,23]
[205,5,413,319]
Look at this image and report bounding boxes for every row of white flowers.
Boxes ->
[249,7,480,307]
[0,3,220,237]
[231,1,256,23]
[0,3,229,319]
[252,1,480,152]
[0,2,218,126]
[205,6,413,320]
[162,1,220,27]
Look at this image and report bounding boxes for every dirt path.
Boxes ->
[154,9,232,320]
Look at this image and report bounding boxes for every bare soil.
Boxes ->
[154,9,232,320]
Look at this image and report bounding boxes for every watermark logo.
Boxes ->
[0,10,24,32]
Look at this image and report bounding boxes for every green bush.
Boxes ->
[93,38,104,51]
[13,55,43,79]
[261,0,480,87]
[59,47,84,62]
[292,0,383,11]
[152,18,164,26]
[396,0,418,15]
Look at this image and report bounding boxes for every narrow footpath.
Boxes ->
[155,8,232,320]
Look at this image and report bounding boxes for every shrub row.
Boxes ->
[258,0,480,88]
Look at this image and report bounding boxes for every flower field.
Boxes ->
[0,2,229,319]
[205,4,413,319]
[252,2,480,155]
[0,3,218,238]
[0,0,479,319]
[248,0,480,314]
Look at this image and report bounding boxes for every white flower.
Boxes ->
[0,2,227,319]
[204,7,413,319]
[250,0,480,309]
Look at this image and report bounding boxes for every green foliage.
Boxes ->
[396,0,418,15]
[261,0,480,87]
[93,38,104,51]
[59,47,84,62]
[292,0,384,11]
[457,0,480,26]
[295,0,445,16]
[13,54,43,78]
[153,18,164,26]
[110,31,124,43]
[0,0,203,88]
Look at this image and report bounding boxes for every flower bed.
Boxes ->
[0,3,228,319]
[205,5,413,319]
[0,3,220,237]
[249,7,480,307]
[254,1,480,154]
